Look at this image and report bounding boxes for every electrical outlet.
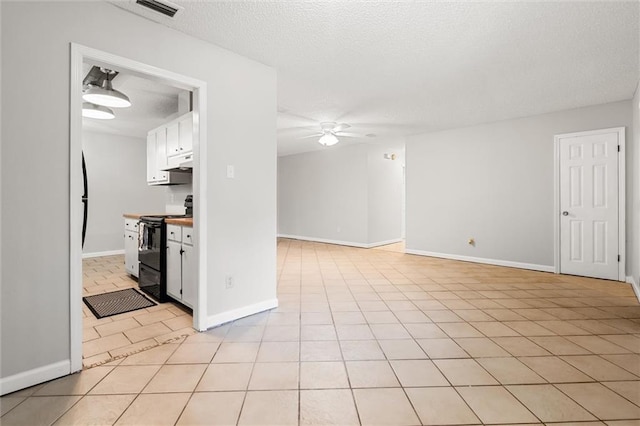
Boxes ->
[225,275,234,289]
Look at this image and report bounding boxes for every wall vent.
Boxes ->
[135,0,183,18]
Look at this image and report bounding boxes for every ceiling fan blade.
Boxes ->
[336,132,361,137]
[333,123,351,132]
[299,133,323,139]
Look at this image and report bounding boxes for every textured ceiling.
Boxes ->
[111,0,639,156]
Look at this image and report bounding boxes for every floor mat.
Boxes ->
[83,288,156,319]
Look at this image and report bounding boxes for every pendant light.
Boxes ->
[82,102,115,120]
[318,133,339,146]
[82,68,131,108]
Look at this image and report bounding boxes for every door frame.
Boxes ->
[70,43,208,373]
[553,127,626,281]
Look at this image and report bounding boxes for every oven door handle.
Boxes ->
[142,223,162,229]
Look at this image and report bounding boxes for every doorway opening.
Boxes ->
[554,127,626,281]
[70,44,208,373]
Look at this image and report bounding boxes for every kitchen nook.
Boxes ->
[80,66,198,367]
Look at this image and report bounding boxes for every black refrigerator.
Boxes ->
[82,152,88,248]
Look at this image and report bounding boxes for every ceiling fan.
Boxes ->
[301,122,361,146]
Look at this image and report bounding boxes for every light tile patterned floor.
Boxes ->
[82,255,194,367]
[2,238,639,425]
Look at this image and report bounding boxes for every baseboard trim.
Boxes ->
[82,249,125,259]
[205,298,279,329]
[626,276,640,303]
[1,360,70,396]
[405,249,555,273]
[368,238,404,248]
[278,234,369,248]
[277,234,402,249]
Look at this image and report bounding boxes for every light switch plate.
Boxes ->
[227,165,235,178]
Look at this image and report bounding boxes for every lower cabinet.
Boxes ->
[181,243,196,308]
[166,225,195,308]
[124,219,139,277]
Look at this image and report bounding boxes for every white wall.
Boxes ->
[367,145,404,244]
[1,1,276,391]
[630,86,640,290]
[278,143,404,247]
[166,183,193,215]
[81,131,166,255]
[278,144,369,245]
[406,100,633,271]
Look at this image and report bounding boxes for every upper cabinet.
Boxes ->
[146,112,192,186]
[146,130,168,184]
[164,112,194,170]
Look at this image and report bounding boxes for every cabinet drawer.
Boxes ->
[167,225,182,242]
[125,219,139,232]
[182,227,194,245]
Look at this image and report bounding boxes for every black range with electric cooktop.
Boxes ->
[138,214,189,302]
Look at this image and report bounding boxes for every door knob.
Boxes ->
[562,211,569,216]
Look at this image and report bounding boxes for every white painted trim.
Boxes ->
[553,127,626,281]
[278,234,369,248]
[553,137,560,274]
[206,298,279,329]
[278,234,403,249]
[69,44,83,374]
[69,43,208,373]
[82,249,125,259]
[1,360,70,396]
[618,129,626,282]
[405,249,555,273]
[626,276,640,303]
[192,85,208,332]
[367,238,404,248]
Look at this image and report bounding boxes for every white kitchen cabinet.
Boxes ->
[178,113,193,154]
[181,233,195,308]
[146,127,190,186]
[166,240,182,301]
[165,112,194,170]
[155,128,169,174]
[166,122,180,157]
[146,132,156,182]
[124,219,139,277]
[146,129,168,184]
[165,225,195,308]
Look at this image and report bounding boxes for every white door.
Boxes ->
[558,128,622,280]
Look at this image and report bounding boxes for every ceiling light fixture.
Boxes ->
[82,102,115,120]
[318,133,339,146]
[82,68,131,108]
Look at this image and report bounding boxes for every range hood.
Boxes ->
[149,169,191,186]
[161,153,193,172]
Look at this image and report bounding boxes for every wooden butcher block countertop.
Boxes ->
[122,213,163,219]
[165,218,193,226]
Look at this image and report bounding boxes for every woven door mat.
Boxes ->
[83,288,156,319]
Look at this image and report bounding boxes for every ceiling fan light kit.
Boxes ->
[318,133,339,146]
[297,121,361,147]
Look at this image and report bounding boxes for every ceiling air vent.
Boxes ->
[135,0,183,18]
